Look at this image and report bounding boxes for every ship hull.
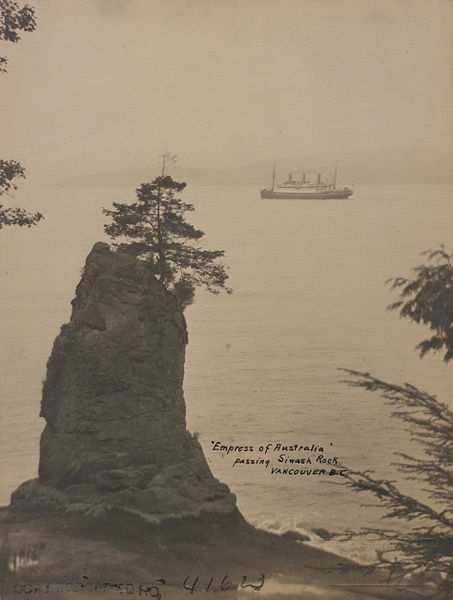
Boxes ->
[260,188,353,200]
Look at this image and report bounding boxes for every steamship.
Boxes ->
[260,163,353,200]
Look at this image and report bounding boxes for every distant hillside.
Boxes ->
[56,149,452,188]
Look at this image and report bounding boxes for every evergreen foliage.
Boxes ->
[339,247,453,598]
[388,247,453,362]
[103,159,231,308]
[340,370,453,597]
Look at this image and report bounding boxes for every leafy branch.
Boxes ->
[0,0,36,72]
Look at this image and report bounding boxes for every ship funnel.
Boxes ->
[316,173,321,184]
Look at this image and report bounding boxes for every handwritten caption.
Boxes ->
[13,574,265,597]
[210,441,347,476]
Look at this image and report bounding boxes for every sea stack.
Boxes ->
[0,243,368,599]
[9,242,235,521]
[35,241,235,518]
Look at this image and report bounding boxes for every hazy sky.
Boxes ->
[1,0,452,178]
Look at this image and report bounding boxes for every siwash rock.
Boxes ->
[13,242,236,520]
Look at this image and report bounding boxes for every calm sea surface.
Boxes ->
[0,181,452,560]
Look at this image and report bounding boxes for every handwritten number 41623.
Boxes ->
[183,573,266,594]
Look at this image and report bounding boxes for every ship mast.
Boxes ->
[333,160,338,189]
[272,163,276,191]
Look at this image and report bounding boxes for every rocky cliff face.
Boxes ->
[11,242,235,520]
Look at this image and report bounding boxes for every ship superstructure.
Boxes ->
[260,163,353,199]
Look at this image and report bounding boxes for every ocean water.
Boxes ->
[0,181,452,561]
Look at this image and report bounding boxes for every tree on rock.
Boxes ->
[103,157,231,308]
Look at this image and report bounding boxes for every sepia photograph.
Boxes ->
[1,1,452,598]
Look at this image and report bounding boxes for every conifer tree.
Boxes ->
[387,247,453,362]
[339,369,453,597]
[338,247,453,598]
[103,154,231,308]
